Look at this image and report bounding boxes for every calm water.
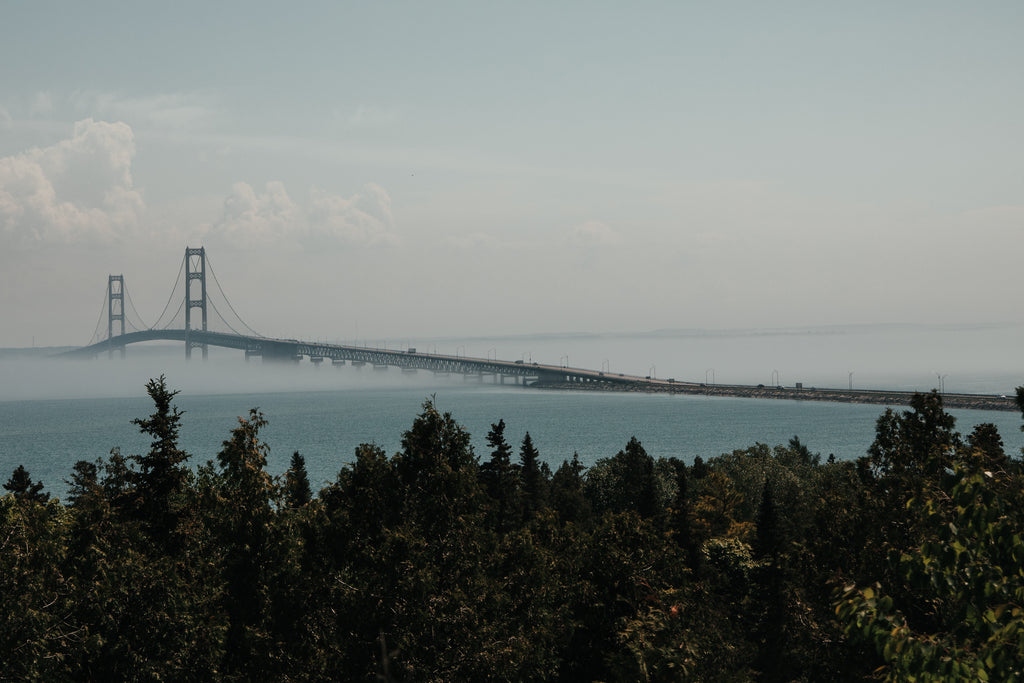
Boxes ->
[3,383,1023,500]
[4,325,1024,498]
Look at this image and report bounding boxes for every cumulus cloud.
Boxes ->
[0,118,144,245]
[569,220,619,246]
[211,180,398,248]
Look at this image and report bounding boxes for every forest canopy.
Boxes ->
[3,377,1024,681]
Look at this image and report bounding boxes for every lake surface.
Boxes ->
[3,325,1023,498]
[3,382,1023,501]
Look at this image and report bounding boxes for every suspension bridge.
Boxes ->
[58,248,1017,410]
[61,247,634,387]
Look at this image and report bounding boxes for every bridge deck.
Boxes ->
[61,329,1018,411]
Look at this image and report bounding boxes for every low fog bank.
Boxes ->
[3,323,1023,403]
[425,323,1024,395]
[0,344,458,403]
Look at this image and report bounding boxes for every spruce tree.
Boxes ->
[284,451,312,508]
[519,432,546,519]
[479,419,520,531]
[3,465,49,503]
[550,453,590,524]
[130,375,190,547]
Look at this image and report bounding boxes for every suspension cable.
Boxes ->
[205,252,263,337]
[161,296,186,330]
[123,284,150,331]
[206,297,248,337]
[150,252,187,330]
[87,286,108,346]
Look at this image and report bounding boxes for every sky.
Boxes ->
[1,1,1022,348]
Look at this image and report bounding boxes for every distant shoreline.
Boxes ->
[532,379,1019,412]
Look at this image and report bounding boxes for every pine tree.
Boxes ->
[216,408,277,677]
[284,451,312,508]
[550,453,590,524]
[130,375,190,547]
[669,458,698,569]
[3,464,49,503]
[519,432,546,519]
[479,419,520,531]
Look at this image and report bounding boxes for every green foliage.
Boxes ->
[836,465,1024,681]
[0,495,73,680]
[9,380,1024,681]
[550,453,591,524]
[479,419,521,531]
[584,436,661,519]
[518,431,548,519]
[4,464,49,502]
[283,450,312,508]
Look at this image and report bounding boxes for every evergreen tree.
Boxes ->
[668,458,698,569]
[3,464,49,503]
[754,479,780,559]
[964,422,1007,472]
[129,375,191,547]
[586,437,659,519]
[65,460,100,507]
[479,419,520,531]
[691,455,709,480]
[518,432,547,519]
[283,451,312,508]
[753,479,786,681]
[216,408,277,677]
[393,398,481,536]
[550,453,591,524]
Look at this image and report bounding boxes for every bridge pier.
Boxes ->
[184,247,208,360]
[107,275,126,359]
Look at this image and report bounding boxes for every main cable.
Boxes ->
[151,252,187,330]
[123,284,150,331]
[162,296,186,330]
[206,297,247,337]
[87,286,108,346]
[205,253,263,337]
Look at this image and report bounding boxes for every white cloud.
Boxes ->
[210,180,398,248]
[0,118,144,245]
[568,220,620,246]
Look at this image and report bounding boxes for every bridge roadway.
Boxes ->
[62,329,651,387]
[61,329,1018,410]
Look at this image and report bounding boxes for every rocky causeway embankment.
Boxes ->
[532,379,1017,412]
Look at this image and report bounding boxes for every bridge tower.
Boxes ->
[107,274,126,358]
[185,246,208,359]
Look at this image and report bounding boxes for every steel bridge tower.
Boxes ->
[107,274,125,358]
[185,246,208,359]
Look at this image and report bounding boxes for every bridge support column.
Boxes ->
[107,274,126,359]
[185,247,208,360]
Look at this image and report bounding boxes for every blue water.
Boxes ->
[5,324,1024,498]
[3,383,1022,500]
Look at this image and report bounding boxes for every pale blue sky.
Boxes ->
[1,2,1022,347]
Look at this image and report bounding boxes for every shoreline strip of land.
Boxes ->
[532,379,1018,412]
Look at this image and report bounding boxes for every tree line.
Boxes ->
[3,376,1024,681]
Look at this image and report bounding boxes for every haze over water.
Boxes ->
[4,324,1023,499]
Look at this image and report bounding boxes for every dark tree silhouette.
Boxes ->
[4,464,49,503]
